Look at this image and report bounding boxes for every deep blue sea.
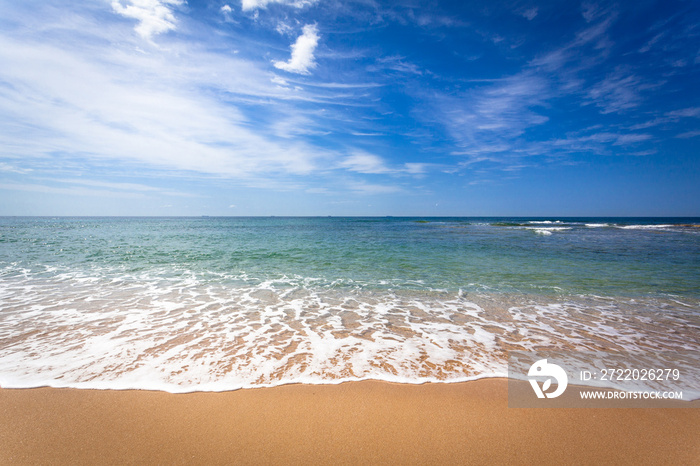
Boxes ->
[1,217,699,394]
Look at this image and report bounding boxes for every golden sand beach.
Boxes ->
[1,379,698,464]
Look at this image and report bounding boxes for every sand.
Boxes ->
[1,379,698,465]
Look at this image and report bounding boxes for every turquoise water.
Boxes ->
[2,216,699,296]
[0,217,699,393]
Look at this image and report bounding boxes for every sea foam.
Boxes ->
[1,271,698,397]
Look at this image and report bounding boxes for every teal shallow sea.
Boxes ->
[0,217,699,394]
[3,216,698,295]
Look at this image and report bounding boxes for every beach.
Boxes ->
[2,379,699,464]
[3,0,700,458]
[1,217,699,462]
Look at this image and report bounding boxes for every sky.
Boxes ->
[0,0,698,216]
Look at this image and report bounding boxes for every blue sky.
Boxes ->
[0,0,698,216]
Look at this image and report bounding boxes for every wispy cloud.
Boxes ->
[627,107,700,130]
[430,71,550,164]
[339,152,393,174]
[241,0,318,12]
[54,178,162,192]
[0,182,148,199]
[546,131,654,155]
[586,69,648,114]
[0,29,338,183]
[350,131,384,137]
[612,133,652,145]
[42,177,201,198]
[273,24,320,75]
[666,107,700,118]
[638,32,665,54]
[111,0,183,40]
[271,115,331,138]
[220,4,235,22]
[403,163,430,175]
[581,1,612,23]
[1,0,697,215]
[337,152,438,177]
[370,55,423,75]
[0,3,390,191]
[416,5,682,173]
[676,130,700,139]
[518,7,538,21]
[0,163,33,174]
[347,181,402,195]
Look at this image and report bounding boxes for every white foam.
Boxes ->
[0,272,698,399]
[617,224,673,230]
[524,226,571,235]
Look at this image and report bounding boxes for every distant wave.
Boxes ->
[488,221,699,232]
[617,224,674,230]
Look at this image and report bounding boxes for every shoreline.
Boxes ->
[2,374,699,402]
[2,378,698,464]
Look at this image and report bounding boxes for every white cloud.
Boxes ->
[241,0,317,12]
[404,163,428,175]
[0,182,147,199]
[519,7,538,21]
[271,115,330,138]
[628,149,657,156]
[111,0,183,40]
[49,178,199,197]
[548,132,654,153]
[638,33,664,54]
[581,2,605,22]
[220,4,235,21]
[273,24,320,75]
[626,107,700,132]
[0,35,329,182]
[0,2,392,200]
[435,71,549,155]
[427,30,665,168]
[350,131,384,137]
[676,130,700,139]
[586,70,645,114]
[666,107,700,118]
[337,157,433,177]
[612,133,652,145]
[276,21,294,36]
[0,163,33,174]
[339,152,392,174]
[348,181,402,194]
[271,75,289,86]
[54,178,161,191]
[372,56,423,75]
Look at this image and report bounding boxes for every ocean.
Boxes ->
[1,217,699,395]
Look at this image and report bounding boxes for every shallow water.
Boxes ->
[0,217,698,394]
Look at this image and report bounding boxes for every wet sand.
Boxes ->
[1,379,698,464]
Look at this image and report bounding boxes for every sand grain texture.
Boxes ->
[1,379,698,465]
